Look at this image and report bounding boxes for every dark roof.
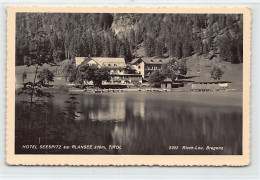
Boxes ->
[131,57,172,65]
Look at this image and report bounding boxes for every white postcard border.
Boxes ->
[6,6,251,166]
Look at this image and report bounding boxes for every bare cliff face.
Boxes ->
[110,13,242,62]
[111,14,137,38]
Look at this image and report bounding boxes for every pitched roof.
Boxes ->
[90,57,125,67]
[163,78,173,82]
[131,57,172,65]
[75,57,126,67]
[75,57,87,67]
[131,58,142,64]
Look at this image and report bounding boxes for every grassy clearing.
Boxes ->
[15,64,69,87]
[185,54,242,90]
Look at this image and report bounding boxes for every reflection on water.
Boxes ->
[86,96,127,121]
[15,92,242,155]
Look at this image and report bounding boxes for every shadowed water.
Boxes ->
[15,92,242,155]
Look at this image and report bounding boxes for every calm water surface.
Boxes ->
[15,92,242,155]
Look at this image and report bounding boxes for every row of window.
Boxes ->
[108,80,142,84]
[108,69,123,73]
[137,65,161,70]
[111,76,142,79]
[145,66,161,70]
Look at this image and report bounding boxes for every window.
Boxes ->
[119,70,122,72]
[150,59,154,62]
[159,60,162,62]
[138,66,141,69]
[108,64,111,66]
[114,64,117,66]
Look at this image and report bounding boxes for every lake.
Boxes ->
[15,91,242,155]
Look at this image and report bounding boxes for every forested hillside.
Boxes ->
[16,13,243,65]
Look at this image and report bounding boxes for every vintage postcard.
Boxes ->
[6,6,250,166]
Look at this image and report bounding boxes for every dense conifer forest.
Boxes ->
[15,13,243,65]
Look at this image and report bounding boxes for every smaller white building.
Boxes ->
[131,57,172,78]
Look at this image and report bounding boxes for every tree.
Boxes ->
[74,64,110,88]
[176,60,188,76]
[92,67,110,88]
[218,32,242,64]
[155,40,164,57]
[62,61,74,81]
[37,68,54,85]
[18,23,54,128]
[144,37,155,57]
[135,28,142,45]
[92,34,99,57]
[129,29,135,45]
[22,71,27,84]
[119,43,125,58]
[16,13,244,65]
[210,66,224,80]
[101,36,111,57]
[205,29,214,50]
[148,70,165,87]
[182,41,191,58]
[123,38,133,63]
[160,59,187,81]
[52,49,65,63]
[74,64,91,87]
[68,68,77,83]
[203,42,210,56]
[175,41,182,59]
[160,64,177,81]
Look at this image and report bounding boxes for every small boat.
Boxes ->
[94,90,103,93]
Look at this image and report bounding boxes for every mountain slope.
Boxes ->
[15,13,243,65]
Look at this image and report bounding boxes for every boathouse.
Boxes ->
[161,78,172,89]
[191,81,229,92]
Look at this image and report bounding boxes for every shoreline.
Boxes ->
[15,84,242,94]
[67,87,242,93]
[16,89,242,108]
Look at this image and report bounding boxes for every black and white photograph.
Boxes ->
[6,6,251,166]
